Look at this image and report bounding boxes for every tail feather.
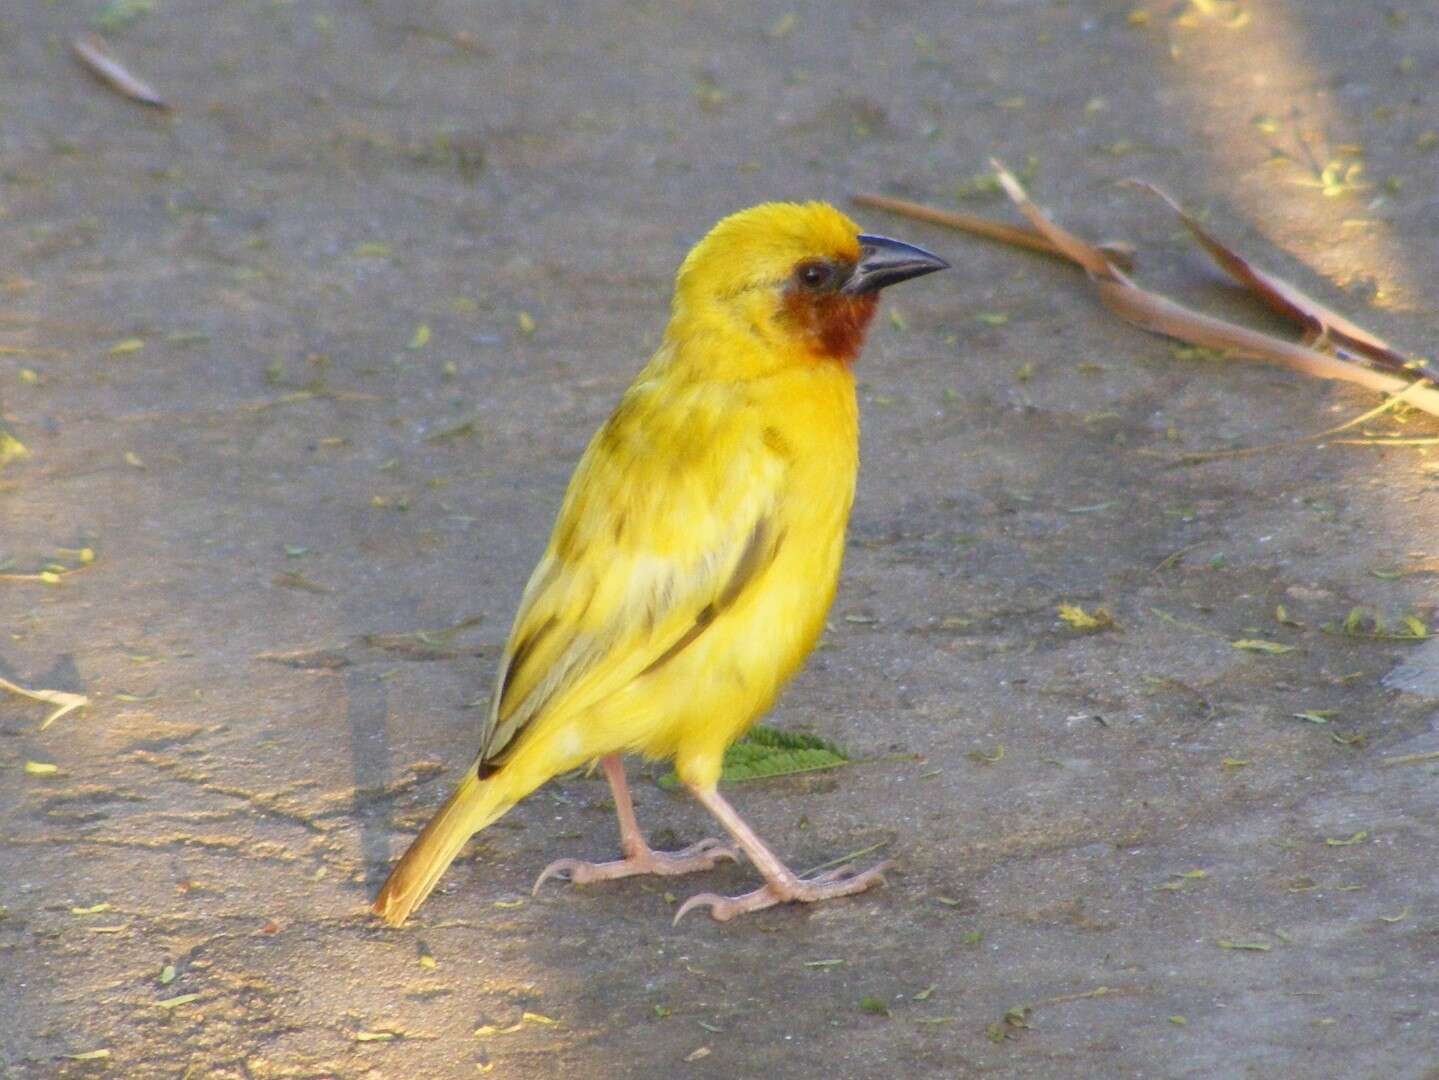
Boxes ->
[372,769,512,927]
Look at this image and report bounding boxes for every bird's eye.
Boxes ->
[795,261,834,291]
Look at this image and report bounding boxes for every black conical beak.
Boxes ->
[842,234,950,295]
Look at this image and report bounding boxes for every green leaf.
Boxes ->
[657,725,849,788]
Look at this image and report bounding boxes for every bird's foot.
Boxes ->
[673,860,892,924]
[532,838,738,895]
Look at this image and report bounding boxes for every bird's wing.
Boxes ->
[478,378,787,764]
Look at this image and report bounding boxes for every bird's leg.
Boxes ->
[674,784,892,923]
[532,755,737,894]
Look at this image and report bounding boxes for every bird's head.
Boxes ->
[669,201,949,368]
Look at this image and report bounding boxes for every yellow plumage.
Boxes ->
[374,201,946,926]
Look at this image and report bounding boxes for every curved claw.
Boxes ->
[673,889,748,925]
[532,858,585,895]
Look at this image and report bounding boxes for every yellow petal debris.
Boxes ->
[1057,603,1116,632]
[24,761,58,775]
[108,337,145,355]
[474,1012,560,1038]
[1231,639,1294,654]
[517,311,536,335]
[0,428,29,469]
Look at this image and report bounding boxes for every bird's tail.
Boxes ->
[372,767,513,927]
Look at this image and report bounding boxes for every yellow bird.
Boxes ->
[373,202,947,926]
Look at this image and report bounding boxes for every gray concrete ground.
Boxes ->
[2,2,1438,1077]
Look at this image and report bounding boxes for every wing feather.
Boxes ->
[477,377,787,764]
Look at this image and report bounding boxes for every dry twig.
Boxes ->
[853,167,1439,419]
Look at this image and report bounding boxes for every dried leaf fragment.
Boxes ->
[1129,182,1438,383]
[0,676,90,729]
[966,744,1005,765]
[0,426,29,471]
[1380,750,1439,767]
[475,1012,559,1037]
[154,993,199,1010]
[72,34,168,109]
[1325,830,1368,847]
[1057,603,1116,632]
[1231,639,1294,654]
[851,192,1136,271]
